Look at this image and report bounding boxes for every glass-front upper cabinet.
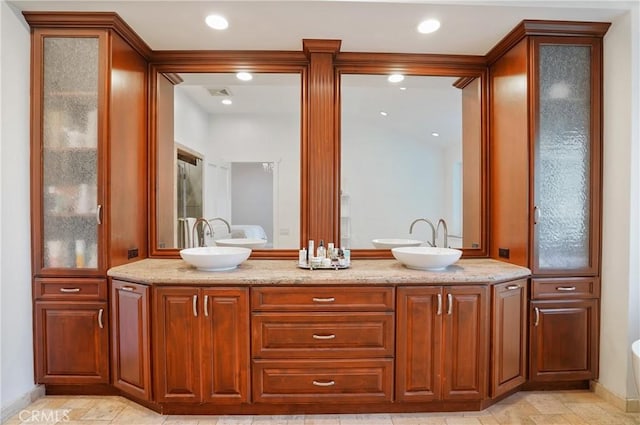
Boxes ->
[33,31,106,273]
[532,38,601,275]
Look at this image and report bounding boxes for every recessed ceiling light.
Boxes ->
[399,87,407,91]
[418,19,441,34]
[380,111,388,116]
[431,132,440,137]
[388,74,404,83]
[221,99,232,105]
[205,14,228,30]
[236,72,253,81]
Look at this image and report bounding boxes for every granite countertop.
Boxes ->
[107,258,531,286]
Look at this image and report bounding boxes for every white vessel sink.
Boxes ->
[180,246,251,271]
[215,238,267,249]
[372,238,423,249]
[392,246,462,271]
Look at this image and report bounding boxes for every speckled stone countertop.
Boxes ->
[107,258,531,286]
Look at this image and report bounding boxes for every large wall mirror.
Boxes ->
[340,73,485,252]
[152,69,303,254]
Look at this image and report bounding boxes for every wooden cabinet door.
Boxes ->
[111,280,151,401]
[491,280,527,397]
[201,288,250,404]
[34,301,108,384]
[154,287,201,403]
[530,299,599,381]
[442,286,488,401]
[395,286,443,402]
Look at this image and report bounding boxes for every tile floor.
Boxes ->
[3,390,640,425]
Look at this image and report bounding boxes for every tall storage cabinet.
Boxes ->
[26,13,150,387]
[489,21,609,384]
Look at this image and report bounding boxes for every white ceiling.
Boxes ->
[11,1,632,149]
[9,0,632,54]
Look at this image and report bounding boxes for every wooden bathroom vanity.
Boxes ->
[103,258,531,414]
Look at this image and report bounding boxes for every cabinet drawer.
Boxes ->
[252,359,393,403]
[251,287,394,311]
[252,312,394,358]
[34,278,107,300]
[531,278,600,299]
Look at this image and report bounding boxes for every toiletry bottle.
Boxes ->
[328,242,335,259]
[299,248,307,266]
[342,247,351,266]
[317,240,326,259]
[308,240,314,262]
[75,239,85,268]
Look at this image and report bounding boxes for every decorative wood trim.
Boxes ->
[303,39,341,245]
[486,19,611,66]
[336,52,486,73]
[151,50,308,67]
[453,76,477,89]
[303,39,342,57]
[161,73,183,85]
[22,12,153,60]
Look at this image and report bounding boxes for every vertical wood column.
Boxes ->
[303,39,341,246]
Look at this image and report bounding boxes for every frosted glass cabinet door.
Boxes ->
[40,36,102,271]
[533,40,599,275]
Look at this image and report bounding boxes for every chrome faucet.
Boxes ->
[208,217,232,235]
[409,218,436,247]
[436,218,448,248]
[192,218,213,248]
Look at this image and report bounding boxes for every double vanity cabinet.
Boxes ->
[25,11,606,416]
[104,259,530,414]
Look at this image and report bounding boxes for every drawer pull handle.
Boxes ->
[312,297,335,303]
[436,293,442,315]
[98,308,104,329]
[59,288,80,293]
[506,285,520,290]
[534,307,540,327]
[447,293,453,315]
[193,295,198,317]
[312,380,335,387]
[556,286,577,291]
[204,295,209,317]
[312,334,336,340]
[120,286,134,292]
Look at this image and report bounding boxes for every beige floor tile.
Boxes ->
[79,398,126,421]
[110,405,166,424]
[251,415,305,425]
[164,414,220,424]
[304,414,341,425]
[444,417,483,425]
[391,414,448,425]
[215,416,255,425]
[478,417,501,425]
[339,413,394,425]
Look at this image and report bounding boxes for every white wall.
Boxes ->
[600,4,640,401]
[0,1,37,418]
[208,113,301,249]
[174,87,209,157]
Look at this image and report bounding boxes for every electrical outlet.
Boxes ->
[127,248,139,259]
[498,248,510,259]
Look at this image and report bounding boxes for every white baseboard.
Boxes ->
[592,381,640,412]
[0,385,45,422]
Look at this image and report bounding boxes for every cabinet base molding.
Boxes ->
[155,401,488,415]
[521,380,590,391]
[44,384,118,396]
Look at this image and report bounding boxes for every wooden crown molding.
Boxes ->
[303,39,342,57]
[486,19,611,66]
[150,50,308,67]
[453,76,477,89]
[161,73,183,85]
[22,11,153,60]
